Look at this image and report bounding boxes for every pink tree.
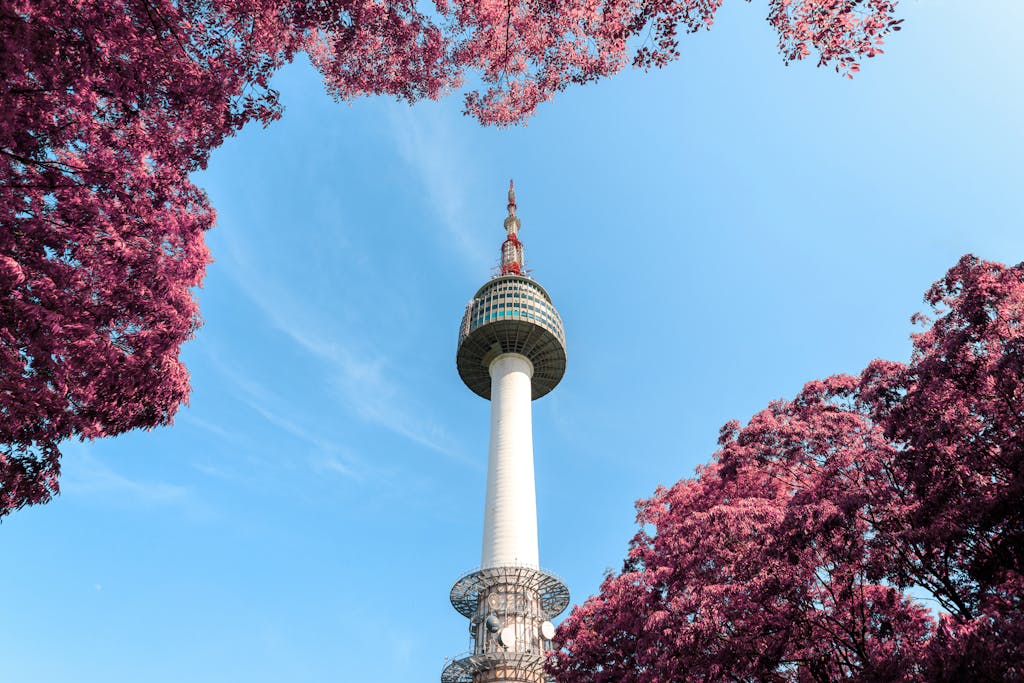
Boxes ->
[1,0,902,516]
[857,256,1024,680]
[0,0,300,515]
[0,0,456,516]
[548,256,1024,681]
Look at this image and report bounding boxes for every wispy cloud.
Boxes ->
[203,355,369,480]
[60,444,209,517]
[386,105,489,270]
[213,229,470,467]
[312,455,360,480]
[178,413,247,445]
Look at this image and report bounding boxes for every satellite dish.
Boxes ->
[487,593,502,610]
[498,626,516,649]
[485,614,501,633]
[540,621,556,640]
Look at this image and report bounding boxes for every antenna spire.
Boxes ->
[500,179,524,275]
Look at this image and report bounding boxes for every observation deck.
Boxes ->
[456,275,566,400]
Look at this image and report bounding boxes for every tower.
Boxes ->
[442,182,570,683]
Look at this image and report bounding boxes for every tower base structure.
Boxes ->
[443,566,570,683]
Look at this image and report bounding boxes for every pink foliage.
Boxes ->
[453,0,902,124]
[549,256,1024,681]
[767,0,899,78]
[1,0,901,517]
[0,0,318,515]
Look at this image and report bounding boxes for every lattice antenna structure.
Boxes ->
[500,180,525,276]
[444,183,569,683]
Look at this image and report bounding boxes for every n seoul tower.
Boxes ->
[442,182,569,683]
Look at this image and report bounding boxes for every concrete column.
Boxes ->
[481,353,539,569]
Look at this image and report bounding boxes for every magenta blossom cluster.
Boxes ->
[548,255,1024,682]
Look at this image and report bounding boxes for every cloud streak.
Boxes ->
[209,232,470,468]
[60,443,210,517]
[386,105,489,271]
[202,354,368,481]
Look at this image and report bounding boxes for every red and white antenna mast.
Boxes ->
[500,180,524,276]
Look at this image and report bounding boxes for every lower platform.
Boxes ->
[442,651,548,683]
[449,564,570,620]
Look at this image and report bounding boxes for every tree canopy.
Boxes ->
[0,0,900,516]
[548,255,1024,682]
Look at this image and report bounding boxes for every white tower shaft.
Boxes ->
[482,353,539,569]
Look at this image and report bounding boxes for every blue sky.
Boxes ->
[3,2,1022,681]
